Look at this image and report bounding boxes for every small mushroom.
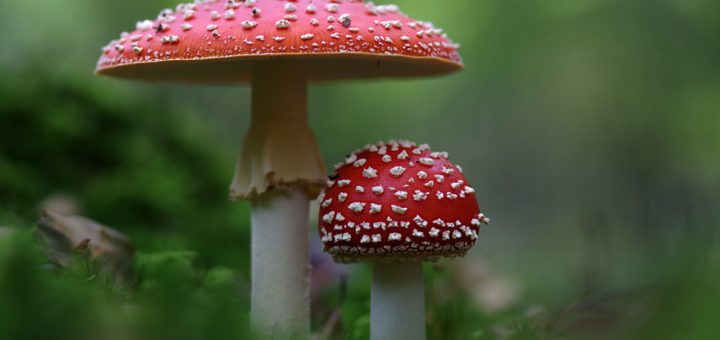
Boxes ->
[318,141,488,340]
[96,1,463,337]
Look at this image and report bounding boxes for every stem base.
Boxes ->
[251,188,310,339]
[371,261,427,340]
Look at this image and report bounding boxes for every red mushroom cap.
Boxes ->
[318,140,489,263]
[96,0,462,83]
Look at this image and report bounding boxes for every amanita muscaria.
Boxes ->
[96,1,462,337]
[319,140,489,340]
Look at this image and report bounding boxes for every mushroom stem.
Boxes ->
[230,62,326,199]
[250,188,310,338]
[235,63,324,338]
[371,261,426,340]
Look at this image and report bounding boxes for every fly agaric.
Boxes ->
[96,1,462,337]
[318,140,489,340]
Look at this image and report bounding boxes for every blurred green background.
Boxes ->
[1,0,719,339]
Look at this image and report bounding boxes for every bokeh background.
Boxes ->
[1,0,719,339]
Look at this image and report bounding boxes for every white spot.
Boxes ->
[335,213,345,222]
[424,181,434,188]
[132,46,143,54]
[417,171,428,179]
[353,159,367,167]
[413,230,425,238]
[210,11,220,20]
[413,215,428,228]
[362,167,378,178]
[273,36,286,42]
[372,234,382,243]
[206,24,218,31]
[284,3,296,13]
[369,203,382,214]
[345,154,357,164]
[251,8,261,17]
[436,192,444,200]
[322,211,336,224]
[355,186,365,193]
[276,19,291,29]
[382,155,392,163]
[338,14,351,27]
[391,205,407,215]
[301,33,315,40]
[389,233,402,241]
[389,166,406,177]
[413,190,428,201]
[419,157,435,166]
[360,235,371,244]
[310,18,319,26]
[325,3,339,13]
[338,192,348,202]
[337,179,351,187]
[225,9,236,20]
[306,4,316,13]
[321,198,332,208]
[348,202,366,213]
[429,228,440,237]
[452,230,462,239]
[442,166,455,174]
[241,20,258,29]
[136,20,153,31]
[451,181,464,190]
[256,35,265,41]
[397,150,409,160]
[160,35,179,43]
[372,186,384,195]
[181,23,193,31]
[394,191,408,200]
[431,152,448,159]
[463,186,476,194]
[435,175,445,183]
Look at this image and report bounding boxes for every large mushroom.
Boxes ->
[96,1,462,337]
[318,140,489,340]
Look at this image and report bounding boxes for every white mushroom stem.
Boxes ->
[230,63,325,199]
[371,261,427,340]
[251,188,310,339]
[233,63,326,338]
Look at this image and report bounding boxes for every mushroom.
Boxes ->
[318,140,489,340]
[96,1,462,337]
